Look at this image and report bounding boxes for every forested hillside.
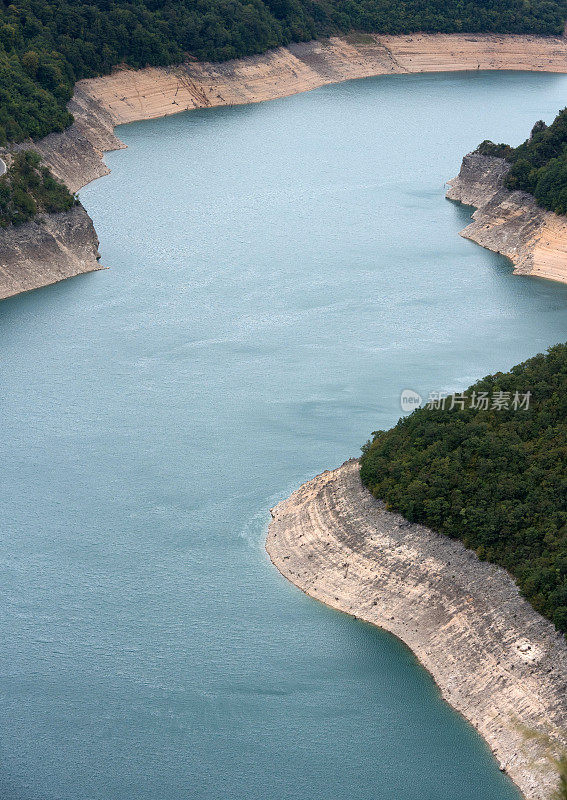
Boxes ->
[477,108,567,215]
[360,344,567,635]
[1,0,567,146]
[0,150,75,226]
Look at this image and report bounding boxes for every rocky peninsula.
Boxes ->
[267,460,567,800]
[447,152,567,283]
[4,32,567,299]
[0,205,101,301]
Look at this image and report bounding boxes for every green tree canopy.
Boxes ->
[0,150,76,226]
[1,0,566,145]
[476,108,567,215]
[360,344,567,635]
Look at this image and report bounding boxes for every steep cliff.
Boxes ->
[267,460,567,800]
[0,90,122,300]
[4,33,567,301]
[447,153,567,283]
[28,87,125,195]
[0,205,102,300]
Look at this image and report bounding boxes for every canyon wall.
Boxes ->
[447,153,567,283]
[0,205,101,301]
[4,32,567,299]
[267,460,567,800]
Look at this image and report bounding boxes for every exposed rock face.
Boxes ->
[267,460,567,800]
[0,205,102,300]
[80,33,567,128]
[447,153,567,283]
[23,33,567,195]
[29,87,125,194]
[73,36,443,126]
[447,152,510,207]
[0,86,116,300]
[0,89,123,300]
[4,32,567,300]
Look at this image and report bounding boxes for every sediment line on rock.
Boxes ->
[447,152,567,284]
[0,205,102,301]
[4,31,567,298]
[266,460,567,800]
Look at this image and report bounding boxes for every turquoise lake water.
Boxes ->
[2,71,567,800]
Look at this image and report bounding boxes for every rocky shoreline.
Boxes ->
[267,460,567,800]
[4,32,567,299]
[0,205,102,301]
[447,152,567,284]
[0,88,115,300]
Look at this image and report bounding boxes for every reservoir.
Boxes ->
[2,71,567,800]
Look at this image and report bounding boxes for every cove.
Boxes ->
[2,70,567,800]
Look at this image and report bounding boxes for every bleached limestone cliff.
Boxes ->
[447,153,567,284]
[267,460,567,800]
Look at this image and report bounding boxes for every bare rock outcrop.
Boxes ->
[447,153,567,283]
[26,86,125,194]
[267,460,567,800]
[80,33,567,129]
[0,205,102,300]
[4,32,567,300]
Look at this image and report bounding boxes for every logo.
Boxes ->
[400,389,423,413]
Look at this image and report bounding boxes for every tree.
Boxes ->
[360,344,567,635]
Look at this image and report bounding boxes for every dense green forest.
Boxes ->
[477,108,567,214]
[360,344,567,635]
[0,150,76,226]
[1,0,567,146]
